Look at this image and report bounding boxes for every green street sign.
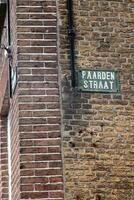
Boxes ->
[78,69,119,93]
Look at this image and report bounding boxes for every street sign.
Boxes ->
[78,69,119,93]
[11,66,17,96]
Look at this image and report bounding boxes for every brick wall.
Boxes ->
[0,3,9,113]
[0,119,2,198]
[0,118,1,199]
[1,0,64,199]
[16,0,64,199]
[59,0,134,199]
[0,117,8,200]
[0,116,9,200]
[0,3,9,199]
[9,0,20,199]
[0,0,134,199]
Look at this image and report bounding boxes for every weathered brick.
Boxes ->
[35,169,62,176]
[21,192,48,199]
[35,184,63,191]
[59,0,134,199]
[21,177,48,184]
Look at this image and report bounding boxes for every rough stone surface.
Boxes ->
[58,0,134,199]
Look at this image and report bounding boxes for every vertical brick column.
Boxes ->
[0,118,1,199]
[9,0,20,199]
[0,119,1,199]
[16,0,64,199]
[0,117,8,200]
[0,2,9,200]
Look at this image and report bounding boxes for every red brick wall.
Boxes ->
[1,0,64,199]
[0,117,8,200]
[0,3,9,200]
[0,118,1,199]
[0,121,2,199]
[16,0,64,199]
[9,0,20,199]
[9,96,20,200]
